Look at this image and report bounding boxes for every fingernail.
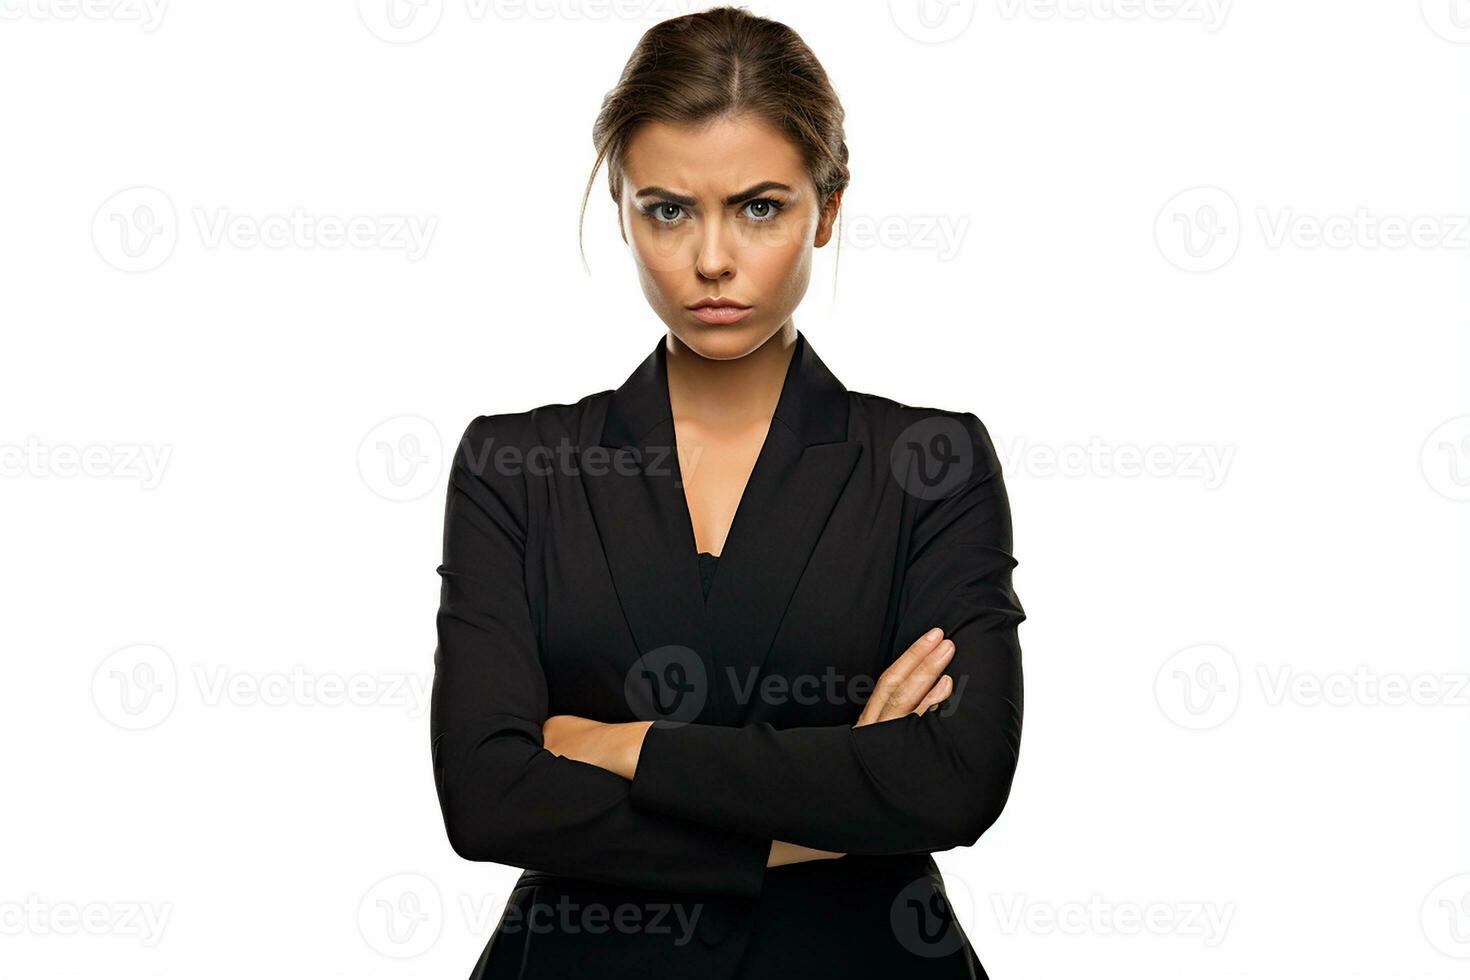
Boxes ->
[926,628,942,642]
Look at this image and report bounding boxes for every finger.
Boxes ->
[858,628,943,725]
[915,674,954,715]
[860,627,945,724]
[877,639,954,722]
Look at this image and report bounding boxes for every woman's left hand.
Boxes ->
[542,715,651,780]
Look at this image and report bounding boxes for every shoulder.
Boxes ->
[846,391,1004,483]
[450,389,613,489]
[455,389,612,455]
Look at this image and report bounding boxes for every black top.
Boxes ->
[432,329,1023,974]
[697,551,719,601]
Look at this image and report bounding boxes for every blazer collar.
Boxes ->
[599,329,851,451]
[580,328,863,725]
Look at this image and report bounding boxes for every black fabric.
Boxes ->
[432,329,1021,979]
[697,550,719,601]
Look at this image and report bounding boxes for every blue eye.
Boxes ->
[642,198,786,227]
[743,198,784,222]
[648,203,686,225]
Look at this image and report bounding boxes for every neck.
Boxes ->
[664,323,798,432]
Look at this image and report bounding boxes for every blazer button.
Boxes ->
[695,906,728,946]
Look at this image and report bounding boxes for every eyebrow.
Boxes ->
[633,181,794,207]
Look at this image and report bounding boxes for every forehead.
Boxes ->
[621,114,808,195]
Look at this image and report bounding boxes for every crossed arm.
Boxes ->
[540,626,963,867]
[430,412,1024,898]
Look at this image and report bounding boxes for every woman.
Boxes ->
[430,7,1025,978]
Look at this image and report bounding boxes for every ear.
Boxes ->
[814,189,843,248]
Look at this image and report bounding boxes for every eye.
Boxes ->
[742,198,784,222]
[646,202,687,226]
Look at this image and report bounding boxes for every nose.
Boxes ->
[693,212,735,282]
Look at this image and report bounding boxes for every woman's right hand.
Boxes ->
[854,627,954,728]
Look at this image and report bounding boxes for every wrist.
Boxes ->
[617,720,654,781]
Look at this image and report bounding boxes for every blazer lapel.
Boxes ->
[578,330,862,724]
[701,338,861,722]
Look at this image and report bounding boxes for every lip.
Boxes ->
[686,299,753,325]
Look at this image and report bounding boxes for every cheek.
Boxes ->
[747,232,812,298]
[630,222,699,280]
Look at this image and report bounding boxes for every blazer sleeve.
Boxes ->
[430,415,772,897]
[627,412,1024,856]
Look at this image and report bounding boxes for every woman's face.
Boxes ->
[618,113,841,361]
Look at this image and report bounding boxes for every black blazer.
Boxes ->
[430,330,1025,979]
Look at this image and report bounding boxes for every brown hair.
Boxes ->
[578,4,849,278]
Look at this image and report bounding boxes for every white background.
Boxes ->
[1,1,1466,977]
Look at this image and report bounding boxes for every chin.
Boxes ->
[668,319,775,361]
